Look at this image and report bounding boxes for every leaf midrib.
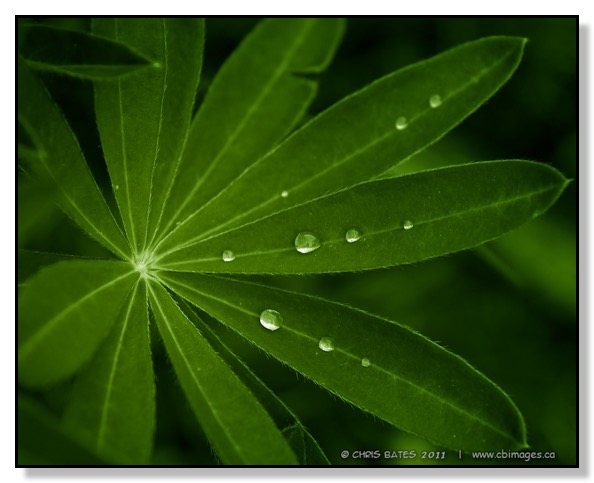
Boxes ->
[143,18,168,252]
[164,275,520,446]
[115,19,138,251]
[96,280,141,453]
[157,182,560,268]
[155,40,520,257]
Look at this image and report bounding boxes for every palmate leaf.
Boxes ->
[20,24,153,80]
[161,273,527,452]
[154,36,526,256]
[63,280,155,465]
[148,281,298,465]
[178,300,329,465]
[92,18,204,253]
[18,61,130,259]
[18,261,137,387]
[155,160,568,273]
[149,18,345,246]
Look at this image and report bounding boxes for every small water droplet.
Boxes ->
[403,220,414,230]
[429,94,442,108]
[281,190,289,198]
[114,184,119,190]
[175,221,181,226]
[319,337,335,352]
[295,231,321,254]
[259,309,283,331]
[345,228,362,243]
[361,357,371,367]
[395,116,408,130]
[222,250,235,262]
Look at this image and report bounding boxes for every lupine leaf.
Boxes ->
[161,272,527,452]
[18,260,137,387]
[155,160,568,274]
[147,281,298,465]
[18,60,130,259]
[92,18,204,253]
[154,36,526,256]
[20,24,153,80]
[150,18,345,246]
[63,280,155,464]
[178,299,329,465]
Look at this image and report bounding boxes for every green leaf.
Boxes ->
[18,60,130,259]
[147,281,298,465]
[154,36,527,255]
[177,299,329,465]
[156,160,568,274]
[149,18,345,245]
[18,260,137,388]
[20,24,153,80]
[63,280,155,464]
[18,394,105,465]
[92,18,205,253]
[161,272,527,452]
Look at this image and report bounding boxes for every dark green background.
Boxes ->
[18,17,577,466]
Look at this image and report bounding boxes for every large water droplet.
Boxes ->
[295,232,321,254]
[281,190,289,198]
[403,220,414,230]
[114,184,119,191]
[222,250,235,262]
[260,309,283,331]
[361,357,371,367]
[345,228,362,243]
[429,94,442,108]
[395,116,408,130]
[319,337,335,352]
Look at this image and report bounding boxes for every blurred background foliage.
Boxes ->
[18,17,577,466]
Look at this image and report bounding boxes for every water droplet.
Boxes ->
[259,309,283,331]
[403,220,414,230]
[281,190,289,198]
[222,250,235,262]
[319,337,335,352]
[395,116,408,130]
[175,221,181,226]
[361,357,371,367]
[114,184,119,191]
[429,94,442,108]
[295,232,321,254]
[345,228,362,243]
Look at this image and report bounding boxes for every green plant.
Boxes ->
[17,18,572,466]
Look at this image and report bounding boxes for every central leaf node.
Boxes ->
[133,251,155,279]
